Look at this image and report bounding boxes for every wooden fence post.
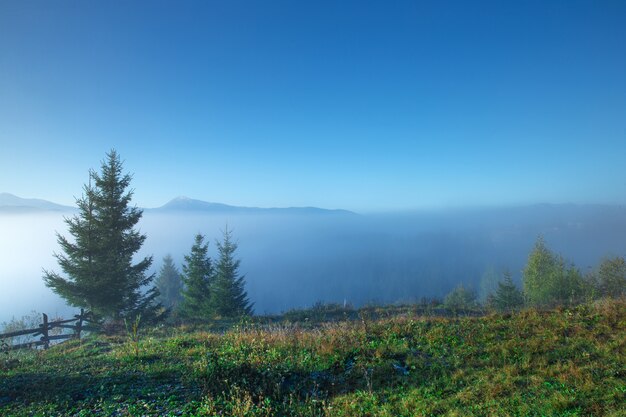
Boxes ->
[41,313,49,350]
[0,310,96,353]
[75,309,84,339]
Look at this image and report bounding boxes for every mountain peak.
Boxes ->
[159,197,230,211]
[0,193,355,216]
[153,197,355,215]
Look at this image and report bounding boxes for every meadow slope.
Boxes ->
[1,300,625,416]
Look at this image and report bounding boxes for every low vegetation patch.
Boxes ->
[1,299,624,416]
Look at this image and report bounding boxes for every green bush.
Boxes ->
[594,256,626,298]
[522,236,587,307]
[444,283,477,313]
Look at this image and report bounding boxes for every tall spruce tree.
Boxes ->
[156,255,183,310]
[43,150,161,321]
[178,234,214,321]
[212,227,253,317]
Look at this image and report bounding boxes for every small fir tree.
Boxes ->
[43,150,161,321]
[178,234,214,321]
[155,255,183,310]
[491,271,524,312]
[479,266,500,303]
[212,226,253,317]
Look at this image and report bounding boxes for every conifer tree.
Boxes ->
[479,266,500,303]
[491,271,524,312]
[178,234,214,321]
[212,227,253,317]
[156,255,183,309]
[43,150,161,321]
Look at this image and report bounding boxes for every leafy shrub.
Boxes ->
[523,236,587,307]
[444,284,477,314]
[593,256,626,298]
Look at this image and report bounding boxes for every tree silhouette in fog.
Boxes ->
[211,226,253,317]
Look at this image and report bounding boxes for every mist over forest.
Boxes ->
[2,203,626,323]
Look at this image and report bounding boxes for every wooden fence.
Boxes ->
[0,309,97,352]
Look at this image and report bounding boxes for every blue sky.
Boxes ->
[1,0,625,212]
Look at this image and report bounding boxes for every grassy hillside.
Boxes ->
[1,299,624,416]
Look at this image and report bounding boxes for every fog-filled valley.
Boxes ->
[2,203,626,323]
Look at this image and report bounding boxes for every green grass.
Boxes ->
[1,299,624,416]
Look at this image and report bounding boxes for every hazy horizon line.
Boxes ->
[3,191,626,215]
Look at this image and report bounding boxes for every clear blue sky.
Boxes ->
[1,0,625,212]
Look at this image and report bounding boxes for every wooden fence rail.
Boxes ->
[0,309,97,352]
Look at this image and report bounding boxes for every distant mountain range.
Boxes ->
[0,193,75,212]
[3,193,625,220]
[0,193,354,215]
[151,196,355,215]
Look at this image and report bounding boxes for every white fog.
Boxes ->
[2,204,626,324]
